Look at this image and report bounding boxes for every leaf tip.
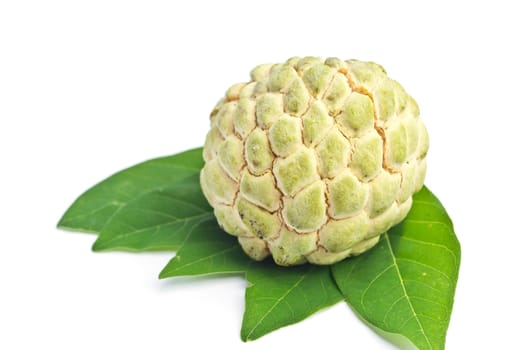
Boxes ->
[158,257,181,279]
[56,213,72,230]
[240,321,265,342]
[56,218,99,235]
[158,268,170,280]
[91,239,108,252]
[240,329,250,342]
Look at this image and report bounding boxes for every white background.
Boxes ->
[1,1,524,349]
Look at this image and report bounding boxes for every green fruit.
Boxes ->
[201,57,428,266]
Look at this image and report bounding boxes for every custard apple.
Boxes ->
[200,56,428,266]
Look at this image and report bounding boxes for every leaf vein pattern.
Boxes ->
[382,295,408,326]
[153,193,209,213]
[359,265,396,309]
[398,235,457,263]
[412,199,443,211]
[396,258,453,284]
[384,233,433,349]
[100,212,213,245]
[245,272,308,339]
[400,279,444,295]
[130,207,185,221]
[61,202,124,222]
[404,219,452,229]
[166,246,239,273]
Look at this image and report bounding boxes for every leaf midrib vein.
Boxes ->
[98,212,213,246]
[60,202,124,224]
[245,271,308,340]
[130,200,208,220]
[385,233,433,349]
[164,246,239,276]
[62,169,199,223]
[151,193,209,213]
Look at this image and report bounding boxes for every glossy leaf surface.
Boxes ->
[331,187,460,350]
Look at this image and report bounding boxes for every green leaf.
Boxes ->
[57,148,204,233]
[58,146,459,346]
[92,173,215,251]
[160,230,343,341]
[241,262,342,341]
[158,230,251,277]
[58,143,343,341]
[331,187,460,350]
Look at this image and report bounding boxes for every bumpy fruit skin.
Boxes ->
[201,57,428,266]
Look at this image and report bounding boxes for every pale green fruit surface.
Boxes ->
[201,57,428,266]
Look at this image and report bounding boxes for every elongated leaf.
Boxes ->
[241,263,342,341]
[159,230,251,277]
[92,173,214,251]
[63,146,344,341]
[59,146,460,346]
[160,230,343,341]
[331,187,460,350]
[57,148,203,233]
